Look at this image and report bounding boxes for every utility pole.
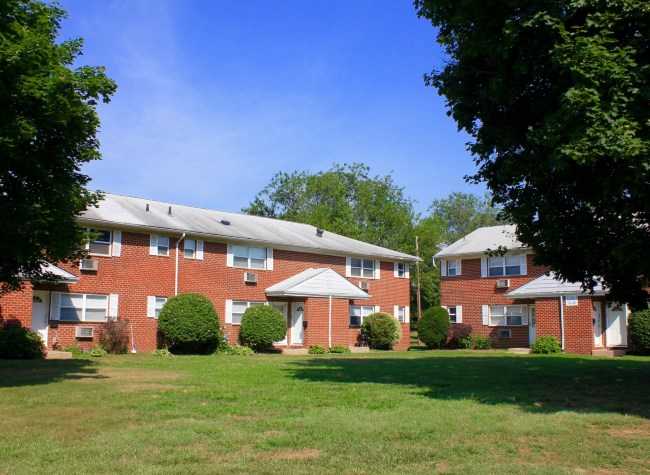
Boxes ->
[415,235,423,321]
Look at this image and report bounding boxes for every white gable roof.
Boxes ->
[434,225,527,258]
[80,193,416,262]
[507,272,607,299]
[35,263,78,284]
[265,268,369,299]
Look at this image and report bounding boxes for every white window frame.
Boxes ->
[489,305,526,327]
[231,245,269,270]
[396,305,407,323]
[564,295,579,307]
[350,258,376,278]
[349,305,376,327]
[154,297,167,318]
[87,229,112,257]
[184,239,196,259]
[448,306,458,324]
[229,300,265,325]
[150,234,170,257]
[59,293,109,322]
[446,260,459,277]
[394,262,409,279]
[487,255,522,277]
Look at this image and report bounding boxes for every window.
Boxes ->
[150,234,170,256]
[351,258,375,278]
[395,262,409,278]
[488,255,521,276]
[232,245,267,269]
[230,301,265,325]
[60,293,108,322]
[349,305,375,326]
[88,229,111,256]
[396,306,407,323]
[447,260,459,276]
[489,305,524,326]
[184,239,196,259]
[448,306,457,323]
[565,295,578,307]
[154,297,167,318]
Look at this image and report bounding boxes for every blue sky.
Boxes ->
[59,0,482,215]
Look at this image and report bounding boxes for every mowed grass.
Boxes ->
[1,351,650,475]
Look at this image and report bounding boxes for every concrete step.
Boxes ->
[46,350,73,360]
[592,348,627,357]
[508,347,531,354]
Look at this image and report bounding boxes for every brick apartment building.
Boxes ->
[435,225,630,355]
[0,193,416,352]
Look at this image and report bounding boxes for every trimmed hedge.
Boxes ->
[0,323,45,359]
[531,335,562,354]
[629,309,650,355]
[239,305,286,352]
[158,293,222,354]
[361,312,401,350]
[417,306,450,349]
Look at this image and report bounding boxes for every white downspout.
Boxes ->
[175,232,186,296]
[328,295,332,349]
[560,295,564,351]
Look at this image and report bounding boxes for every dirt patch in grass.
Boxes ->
[607,424,650,439]
[258,448,321,461]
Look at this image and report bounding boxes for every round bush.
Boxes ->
[417,306,450,349]
[531,335,562,354]
[158,293,222,354]
[629,309,650,355]
[308,345,327,355]
[360,312,401,350]
[239,305,286,352]
[0,323,45,359]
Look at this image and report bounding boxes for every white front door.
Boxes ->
[271,302,289,345]
[592,301,603,347]
[528,306,536,346]
[291,302,305,346]
[31,290,50,345]
[605,303,628,347]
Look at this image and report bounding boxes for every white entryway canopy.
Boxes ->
[266,268,369,299]
[507,272,607,299]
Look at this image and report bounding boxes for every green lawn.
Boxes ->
[1,351,650,475]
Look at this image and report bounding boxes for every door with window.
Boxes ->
[271,302,289,345]
[31,290,50,345]
[291,302,305,345]
[592,302,603,347]
[528,306,536,346]
[605,303,628,347]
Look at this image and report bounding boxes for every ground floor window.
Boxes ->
[60,293,108,322]
[396,306,407,323]
[447,306,457,323]
[490,305,525,326]
[350,305,375,327]
[230,301,265,325]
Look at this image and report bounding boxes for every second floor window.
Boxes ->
[88,229,111,256]
[447,260,459,276]
[150,234,170,256]
[488,255,521,276]
[395,262,409,278]
[184,239,196,258]
[351,258,375,278]
[233,245,267,269]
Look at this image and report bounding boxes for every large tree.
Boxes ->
[415,0,649,307]
[245,163,416,253]
[0,0,115,291]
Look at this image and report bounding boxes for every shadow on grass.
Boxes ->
[0,358,104,388]
[287,353,650,418]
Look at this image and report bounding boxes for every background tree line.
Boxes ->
[244,163,502,317]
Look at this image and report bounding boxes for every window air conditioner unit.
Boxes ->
[244,272,257,284]
[75,327,94,338]
[496,279,510,289]
[358,281,369,291]
[80,258,99,271]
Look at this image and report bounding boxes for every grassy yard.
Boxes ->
[1,351,650,475]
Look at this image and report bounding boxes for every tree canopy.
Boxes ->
[0,0,116,291]
[415,0,650,307]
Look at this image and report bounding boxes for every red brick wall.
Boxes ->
[563,296,594,354]
[440,254,546,348]
[0,282,33,327]
[0,229,410,352]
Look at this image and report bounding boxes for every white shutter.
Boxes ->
[112,230,122,257]
[49,292,61,321]
[440,259,447,277]
[457,259,462,276]
[482,305,490,326]
[405,264,410,279]
[374,305,381,314]
[456,305,463,323]
[481,257,488,277]
[404,306,410,323]
[374,260,381,279]
[521,305,529,325]
[266,248,274,270]
[226,244,234,267]
[345,257,352,277]
[520,254,527,275]
[393,305,399,318]
[393,263,399,278]
[149,234,158,256]
[109,294,119,319]
[225,299,233,324]
[146,296,156,318]
[196,240,204,260]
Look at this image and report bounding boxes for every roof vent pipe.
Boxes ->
[145,203,150,212]
[316,228,324,237]
[220,219,231,225]
[168,206,172,215]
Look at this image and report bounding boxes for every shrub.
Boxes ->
[329,345,351,354]
[472,335,491,350]
[308,345,327,355]
[64,344,83,357]
[417,307,450,349]
[219,344,254,356]
[89,346,107,357]
[448,323,472,348]
[152,348,174,358]
[100,319,129,354]
[239,305,286,352]
[361,313,401,350]
[0,323,45,359]
[629,309,650,355]
[458,335,473,349]
[531,335,562,354]
[158,293,222,354]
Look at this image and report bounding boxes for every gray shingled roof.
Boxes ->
[434,225,527,258]
[507,272,607,298]
[79,193,417,262]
